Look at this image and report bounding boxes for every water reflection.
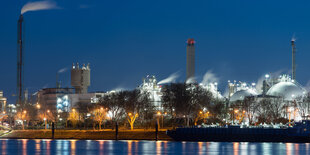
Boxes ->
[294,144,299,155]
[22,139,27,155]
[70,140,76,155]
[0,139,307,154]
[128,140,132,155]
[35,140,40,155]
[286,143,293,155]
[233,142,239,155]
[156,141,161,155]
[1,140,6,155]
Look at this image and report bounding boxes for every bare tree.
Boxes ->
[92,107,107,130]
[162,83,214,126]
[68,109,79,128]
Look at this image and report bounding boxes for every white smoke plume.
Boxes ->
[201,70,219,85]
[21,0,59,15]
[291,33,297,42]
[110,87,129,92]
[255,70,285,93]
[158,72,180,85]
[58,67,67,73]
[255,75,265,93]
[185,77,196,84]
[305,81,310,92]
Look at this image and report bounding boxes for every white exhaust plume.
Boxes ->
[58,67,67,73]
[186,77,195,84]
[255,70,284,93]
[21,0,59,15]
[201,70,219,85]
[305,81,310,92]
[158,72,180,85]
[291,33,297,42]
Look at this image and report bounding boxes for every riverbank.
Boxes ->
[0,129,173,141]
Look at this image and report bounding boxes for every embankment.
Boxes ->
[1,130,173,141]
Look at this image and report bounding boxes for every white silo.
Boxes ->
[71,63,90,94]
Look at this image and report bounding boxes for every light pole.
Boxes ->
[157,112,161,129]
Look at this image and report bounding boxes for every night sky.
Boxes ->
[2,0,310,103]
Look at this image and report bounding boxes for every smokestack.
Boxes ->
[17,14,24,105]
[291,39,296,81]
[186,38,195,82]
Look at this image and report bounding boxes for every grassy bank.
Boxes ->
[0,129,173,141]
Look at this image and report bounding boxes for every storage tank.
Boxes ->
[71,63,90,94]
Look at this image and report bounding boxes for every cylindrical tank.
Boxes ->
[71,63,90,94]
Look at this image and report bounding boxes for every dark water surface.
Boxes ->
[0,139,309,155]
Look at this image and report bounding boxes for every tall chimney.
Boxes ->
[186,38,195,82]
[17,14,24,105]
[291,39,296,81]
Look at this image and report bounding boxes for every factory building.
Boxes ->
[186,38,195,82]
[226,39,309,122]
[139,75,163,110]
[0,91,7,112]
[35,63,104,115]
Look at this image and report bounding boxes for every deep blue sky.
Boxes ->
[2,0,310,103]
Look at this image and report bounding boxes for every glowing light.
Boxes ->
[265,74,270,78]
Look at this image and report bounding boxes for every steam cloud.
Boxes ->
[58,67,67,73]
[185,77,196,84]
[201,70,219,85]
[255,70,284,93]
[158,72,180,85]
[21,0,59,15]
[291,33,296,42]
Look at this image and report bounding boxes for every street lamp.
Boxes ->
[157,111,162,129]
[36,104,40,109]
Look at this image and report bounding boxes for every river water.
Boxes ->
[0,139,308,155]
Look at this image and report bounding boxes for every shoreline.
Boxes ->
[0,130,173,141]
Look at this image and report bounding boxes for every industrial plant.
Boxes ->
[0,0,308,131]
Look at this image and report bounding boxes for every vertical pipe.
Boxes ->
[186,38,195,82]
[17,15,24,106]
[292,40,296,81]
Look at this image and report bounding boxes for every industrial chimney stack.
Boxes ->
[17,14,24,105]
[186,38,195,82]
[291,39,296,81]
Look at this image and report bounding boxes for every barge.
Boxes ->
[166,120,310,142]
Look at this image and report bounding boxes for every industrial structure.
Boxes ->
[71,63,91,94]
[186,38,195,82]
[292,38,296,81]
[0,91,7,112]
[17,15,24,106]
[35,63,103,116]
[227,39,309,122]
[139,75,163,110]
